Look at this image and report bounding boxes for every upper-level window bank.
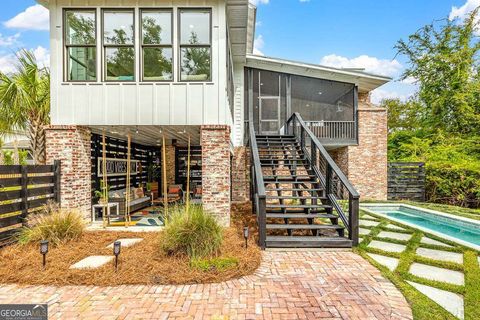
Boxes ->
[63,8,211,83]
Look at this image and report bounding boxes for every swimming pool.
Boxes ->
[361,204,480,250]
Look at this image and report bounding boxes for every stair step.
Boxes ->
[266,213,337,219]
[265,236,352,248]
[266,195,326,200]
[266,204,331,209]
[265,188,324,192]
[266,224,344,230]
[263,175,316,179]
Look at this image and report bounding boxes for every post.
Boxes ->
[349,195,359,246]
[257,194,266,250]
[326,164,332,196]
[53,160,61,205]
[20,165,28,223]
[300,126,305,149]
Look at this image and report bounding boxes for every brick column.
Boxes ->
[345,105,388,200]
[45,126,92,220]
[201,125,231,226]
[232,146,250,203]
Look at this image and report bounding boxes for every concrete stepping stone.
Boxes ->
[385,224,406,231]
[367,253,399,271]
[420,237,453,248]
[416,248,463,264]
[361,214,379,221]
[360,219,380,227]
[359,228,371,235]
[377,231,412,241]
[407,281,464,320]
[106,238,143,249]
[409,263,464,286]
[368,240,406,253]
[70,256,114,270]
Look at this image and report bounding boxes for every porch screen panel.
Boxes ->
[291,75,355,121]
[65,10,97,81]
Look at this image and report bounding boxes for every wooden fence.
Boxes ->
[388,162,425,202]
[0,161,61,246]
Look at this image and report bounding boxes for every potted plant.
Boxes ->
[94,179,110,204]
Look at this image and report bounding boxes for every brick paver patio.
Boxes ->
[0,251,412,319]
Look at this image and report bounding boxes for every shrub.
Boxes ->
[161,205,223,259]
[18,202,85,246]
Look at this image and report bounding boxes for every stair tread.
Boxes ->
[266,196,326,199]
[265,188,324,191]
[266,213,337,219]
[266,204,331,208]
[266,224,344,229]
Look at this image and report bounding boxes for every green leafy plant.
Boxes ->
[93,179,110,204]
[160,205,223,259]
[18,202,85,246]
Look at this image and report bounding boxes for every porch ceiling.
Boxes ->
[89,125,201,147]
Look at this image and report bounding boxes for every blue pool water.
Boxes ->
[364,206,480,247]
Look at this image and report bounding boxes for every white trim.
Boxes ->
[361,203,480,251]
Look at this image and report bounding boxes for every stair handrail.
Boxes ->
[246,121,267,250]
[286,112,360,245]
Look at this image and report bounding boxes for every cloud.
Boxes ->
[4,4,49,31]
[320,54,403,78]
[250,0,269,5]
[253,35,265,55]
[370,88,414,104]
[0,46,50,74]
[0,33,21,47]
[449,0,480,34]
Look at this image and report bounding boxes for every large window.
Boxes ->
[103,9,135,81]
[141,10,173,81]
[65,10,96,81]
[179,9,211,81]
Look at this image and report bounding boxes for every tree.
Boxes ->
[0,50,50,164]
[181,32,210,79]
[395,8,480,135]
[382,98,422,134]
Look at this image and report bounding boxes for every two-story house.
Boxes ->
[38,0,390,248]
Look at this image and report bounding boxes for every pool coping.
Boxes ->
[360,203,480,251]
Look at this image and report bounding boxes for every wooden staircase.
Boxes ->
[255,134,352,248]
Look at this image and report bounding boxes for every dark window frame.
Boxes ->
[63,8,97,83]
[178,8,212,82]
[101,8,136,82]
[140,8,174,82]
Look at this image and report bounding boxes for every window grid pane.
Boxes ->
[103,11,134,45]
[66,11,96,45]
[180,47,211,81]
[143,47,173,81]
[142,11,172,45]
[105,47,135,81]
[180,11,210,45]
[68,47,96,81]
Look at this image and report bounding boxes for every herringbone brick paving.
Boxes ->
[0,251,412,319]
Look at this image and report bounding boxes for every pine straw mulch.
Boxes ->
[0,205,261,286]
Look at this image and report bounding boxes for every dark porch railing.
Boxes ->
[305,120,357,145]
[286,113,360,245]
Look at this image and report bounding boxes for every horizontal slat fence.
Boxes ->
[388,162,425,202]
[0,161,61,246]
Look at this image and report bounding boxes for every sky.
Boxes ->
[0,0,478,103]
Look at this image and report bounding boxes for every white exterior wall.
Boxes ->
[48,0,232,127]
[232,63,244,146]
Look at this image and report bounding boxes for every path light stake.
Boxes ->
[40,240,48,270]
[113,241,121,272]
[243,227,249,249]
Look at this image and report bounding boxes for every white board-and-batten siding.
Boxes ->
[49,0,232,127]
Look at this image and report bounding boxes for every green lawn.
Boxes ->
[356,207,480,320]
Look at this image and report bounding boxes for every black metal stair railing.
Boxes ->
[286,113,360,245]
[246,120,267,249]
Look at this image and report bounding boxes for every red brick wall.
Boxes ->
[201,125,231,226]
[346,105,388,200]
[232,146,250,202]
[45,125,92,219]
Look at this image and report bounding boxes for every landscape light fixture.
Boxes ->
[40,240,49,270]
[113,241,121,271]
[243,227,249,249]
